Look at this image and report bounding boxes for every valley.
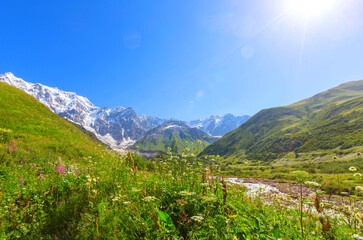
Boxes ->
[1,1,363,238]
[0,74,362,239]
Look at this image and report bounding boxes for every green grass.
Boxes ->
[202,80,363,162]
[0,82,116,162]
[0,82,362,239]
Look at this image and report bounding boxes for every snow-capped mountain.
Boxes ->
[0,72,164,150]
[0,72,98,126]
[0,72,249,150]
[188,114,250,137]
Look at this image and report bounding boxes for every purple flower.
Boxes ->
[19,178,24,183]
[57,165,64,173]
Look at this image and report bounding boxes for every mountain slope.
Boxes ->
[0,72,165,150]
[188,114,250,136]
[0,81,115,161]
[132,121,218,154]
[0,72,249,151]
[201,80,363,161]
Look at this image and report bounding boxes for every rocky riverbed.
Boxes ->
[224,177,362,222]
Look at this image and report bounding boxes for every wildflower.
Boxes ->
[123,201,131,204]
[143,196,158,202]
[356,186,363,193]
[349,166,357,172]
[354,173,362,177]
[179,190,196,196]
[304,181,321,188]
[196,139,202,144]
[176,199,188,206]
[39,173,43,178]
[352,234,363,239]
[191,215,204,222]
[57,165,64,173]
[19,178,24,183]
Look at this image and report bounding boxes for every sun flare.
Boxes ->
[287,0,336,18]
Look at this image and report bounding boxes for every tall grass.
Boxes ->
[0,139,362,239]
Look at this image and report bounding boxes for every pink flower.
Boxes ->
[39,173,43,178]
[19,178,24,183]
[57,166,64,173]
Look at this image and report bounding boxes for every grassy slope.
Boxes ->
[0,82,114,161]
[201,80,363,161]
[133,124,216,154]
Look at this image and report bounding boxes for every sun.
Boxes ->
[287,0,336,18]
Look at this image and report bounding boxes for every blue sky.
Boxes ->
[1,0,363,121]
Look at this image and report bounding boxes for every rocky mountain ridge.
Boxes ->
[0,72,248,150]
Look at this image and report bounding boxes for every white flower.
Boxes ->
[191,215,204,222]
[352,234,363,239]
[143,196,158,202]
[304,181,321,188]
[179,191,196,196]
[349,166,357,172]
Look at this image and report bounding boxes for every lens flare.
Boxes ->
[287,0,337,18]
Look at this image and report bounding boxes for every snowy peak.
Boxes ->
[0,72,98,126]
[188,114,250,136]
[0,72,165,150]
[0,72,249,151]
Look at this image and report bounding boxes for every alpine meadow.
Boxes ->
[0,0,362,239]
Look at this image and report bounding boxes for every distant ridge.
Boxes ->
[188,114,249,136]
[132,120,218,155]
[0,72,248,151]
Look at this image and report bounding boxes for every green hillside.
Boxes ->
[0,83,360,240]
[0,82,115,161]
[201,80,363,161]
[132,120,217,155]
